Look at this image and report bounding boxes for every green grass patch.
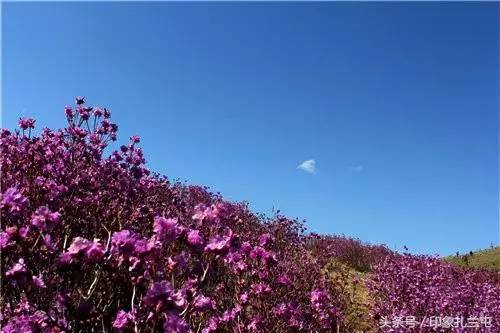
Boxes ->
[444,246,500,271]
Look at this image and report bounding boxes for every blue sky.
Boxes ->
[2,2,499,255]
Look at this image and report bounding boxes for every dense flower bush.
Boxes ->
[1,98,349,332]
[305,234,393,272]
[369,254,500,332]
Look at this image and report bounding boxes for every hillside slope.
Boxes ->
[444,246,500,270]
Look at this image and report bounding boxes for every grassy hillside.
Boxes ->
[325,260,376,333]
[444,246,500,270]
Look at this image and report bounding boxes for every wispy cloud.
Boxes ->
[349,165,364,172]
[297,159,316,174]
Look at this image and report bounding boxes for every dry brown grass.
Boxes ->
[325,260,378,333]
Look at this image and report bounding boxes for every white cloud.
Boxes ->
[350,165,364,172]
[297,159,316,174]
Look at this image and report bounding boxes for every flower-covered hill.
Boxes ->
[1,97,499,333]
[1,97,351,332]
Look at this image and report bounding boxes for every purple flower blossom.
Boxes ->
[1,311,49,333]
[204,236,230,255]
[240,241,252,254]
[221,304,242,322]
[163,313,189,333]
[67,125,87,138]
[18,117,36,130]
[186,229,203,246]
[113,310,135,329]
[78,107,91,120]
[133,238,155,255]
[1,187,28,214]
[63,237,105,263]
[18,226,30,239]
[250,246,276,265]
[31,206,60,231]
[259,233,272,246]
[251,282,272,295]
[154,216,182,242]
[277,274,292,287]
[93,107,104,117]
[66,237,90,255]
[0,231,14,250]
[85,241,106,262]
[239,292,249,304]
[64,106,74,118]
[167,252,188,272]
[310,288,328,309]
[273,302,304,329]
[192,203,221,223]
[111,230,138,256]
[57,252,72,266]
[144,282,186,311]
[204,229,235,255]
[193,295,216,312]
[6,259,29,287]
[31,275,46,289]
[6,258,27,277]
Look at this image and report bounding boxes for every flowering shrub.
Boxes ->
[369,254,500,332]
[306,234,393,272]
[0,98,348,332]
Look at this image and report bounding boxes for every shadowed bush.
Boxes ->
[305,234,393,272]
